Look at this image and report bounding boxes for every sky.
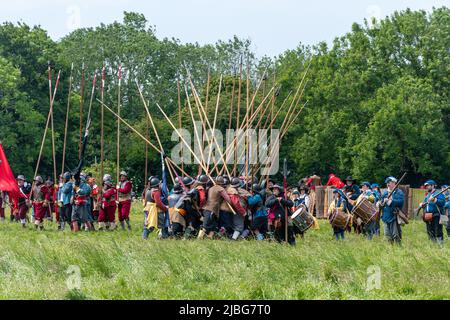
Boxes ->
[0,0,448,57]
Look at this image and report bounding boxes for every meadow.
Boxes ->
[0,203,448,300]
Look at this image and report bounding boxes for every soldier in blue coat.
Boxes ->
[419,180,446,244]
[57,172,74,231]
[443,185,450,237]
[377,176,404,244]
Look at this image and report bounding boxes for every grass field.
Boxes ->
[0,203,449,300]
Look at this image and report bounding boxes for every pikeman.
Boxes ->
[12,175,31,226]
[168,183,186,238]
[265,184,295,245]
[117,171,132,230]
[31,176,50,230]
[358,182,378,240]
[343,176,361,233]
[143,177,168,239]
[328,189,348,240]
[181,176,204,238]
[199,176,235,239]
[44,178,56,222]
[218,176,234,237]
[371,183,382,235]
[71,173,93,232]
[228,177,248,240]
[98,175,117,231]
[248,183,268,241]
[87,175,99,223]
[377,176,405,244]
[57,172,73,231]
[419,180,446,244]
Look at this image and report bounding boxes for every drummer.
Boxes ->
[292,186,310,212]
[328,189,348,240]
[358,182,378,240]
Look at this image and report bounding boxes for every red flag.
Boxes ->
[0,144,20,199]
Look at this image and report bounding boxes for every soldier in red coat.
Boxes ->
[117,171,132,230]
[326,173,345,189]
[98,176,117,231]
[12,175,31,227]
[31,176,50,230]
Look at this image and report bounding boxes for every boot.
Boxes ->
[98,222,106,231]
[256,233,265,241]
[21,219,26,228]
[197,229,206,240]
[232,231,241,240]
[60,222,65,231]
[142,228,151,239]
[109,222,117,231]
[85,222,94,231]
[125,218,132,231]
[119,220,125,230]
[72,221,79,232]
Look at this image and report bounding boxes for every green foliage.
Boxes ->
[0,7,449,188]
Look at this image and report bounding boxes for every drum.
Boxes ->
[330,208,351,229]
[291,205,314,233]
[352,197,378,224]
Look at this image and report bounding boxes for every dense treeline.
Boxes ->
[0,8,448,189]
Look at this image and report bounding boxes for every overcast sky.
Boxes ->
[1,0,448,57]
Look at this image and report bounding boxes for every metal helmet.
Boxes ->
[231,177,241,188]
[182,176,194,186]
[104,179,113,187]
[17,175,26,181]
[120,171,128,177]
[173,183,183,194]
[34,176,43,184]
[197,174,209,185]
[223,175,230,185]
[149,177,160,188]
[252,183,262,193]
[63,172,71,181]
[103,174,112,182]
[148,175,155,182]
[215,176,225,185]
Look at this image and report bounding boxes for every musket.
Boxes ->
[414,186,449,217]
[378,172,407,219]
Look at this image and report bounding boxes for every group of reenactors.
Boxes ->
[0,171,133,232]
[1,172,449,245]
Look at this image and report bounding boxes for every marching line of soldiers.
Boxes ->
[1,170,132,232]
[1,172,449,246]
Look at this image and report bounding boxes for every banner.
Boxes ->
[0,144,20,199]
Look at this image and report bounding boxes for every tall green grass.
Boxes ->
[0,204,448,300]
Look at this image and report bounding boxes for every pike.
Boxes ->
[32,65,61,196]
[61,63,74,175]
[154,101,237,215]
[100,64,105,190]
[79,62,85,160]
[135,79,175,185]
[116,64,122,184]
[85,71,97,125]
[177,76,184,173]
[98,99,190,179]
[49,64,60,185]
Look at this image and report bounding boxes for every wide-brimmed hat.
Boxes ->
[345,176,356,183]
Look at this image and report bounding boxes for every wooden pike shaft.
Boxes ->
[117,65,122,183]
[206,74,223,170]
[34,68,61,182]
[61,63,74,175]
[177,78,184,173]
[98,99,190,178]
[155,101,236,214]
[100,65,105,182]
[188,74,232,177]
[79,63,85,160]
[50,71,60,184]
